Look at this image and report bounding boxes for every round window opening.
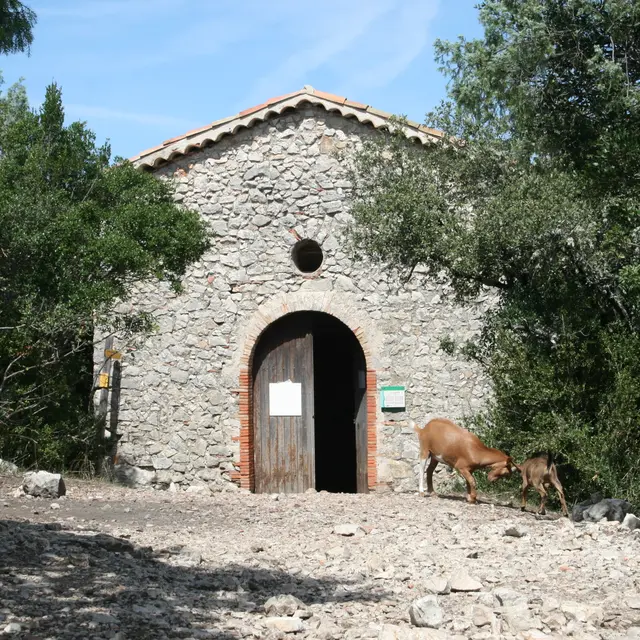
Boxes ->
[292,239,324,273]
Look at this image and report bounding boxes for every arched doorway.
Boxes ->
[251,311,368,494]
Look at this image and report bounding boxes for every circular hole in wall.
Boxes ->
[292,239,324,273]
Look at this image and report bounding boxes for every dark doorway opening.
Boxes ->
[311,313,363,493]
[251,311,367,494]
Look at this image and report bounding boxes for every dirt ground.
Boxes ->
[1,474,639,640]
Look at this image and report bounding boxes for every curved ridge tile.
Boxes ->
[133,87,442,169]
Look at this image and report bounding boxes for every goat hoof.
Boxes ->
[520,506,526,512]
[419,491,425,497]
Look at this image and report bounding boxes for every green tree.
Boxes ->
[0,83,209,469]
[0,0,36,55]
[348,0,640,506]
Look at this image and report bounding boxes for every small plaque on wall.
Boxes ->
[380,386,406,411]
[269,380,302,416]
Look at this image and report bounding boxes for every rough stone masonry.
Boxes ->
[96,91,493,493]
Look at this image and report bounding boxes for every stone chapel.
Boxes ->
[96,86,491,494]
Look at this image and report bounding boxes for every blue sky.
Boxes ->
[1,0,483,160]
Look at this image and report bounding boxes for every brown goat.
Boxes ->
[517,453,568,516]
[411,418,517,504]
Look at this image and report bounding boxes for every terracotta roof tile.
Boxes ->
[418,124,445,138]
[365,106,393,119]
[163,122,215,145]
[265,90,301,105]
[239,102,268,117]
[132,86,442,168]
[204,113,239,129]
[344,99,368,110]
[130,142,167,162]
[311,89,347,105]
[406,119,424,130]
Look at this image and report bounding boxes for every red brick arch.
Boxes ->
[236,299,378,492]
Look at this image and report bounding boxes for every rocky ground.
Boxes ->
[1,475,639,640]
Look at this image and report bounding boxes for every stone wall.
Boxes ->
[98,105,492,493]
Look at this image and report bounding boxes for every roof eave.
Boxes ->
[131,87,442,170]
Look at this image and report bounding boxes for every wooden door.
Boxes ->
[253,318,315,493]
[353,353,368,493]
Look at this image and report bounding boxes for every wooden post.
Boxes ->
[95,335,114,476]
[108,358,122,472]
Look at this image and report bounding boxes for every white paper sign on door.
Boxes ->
[269,380,302,416]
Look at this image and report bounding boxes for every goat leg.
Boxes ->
[459,467,477,504]
[536,484,548,515]
[521,483,529,512]
[551,479,569,517]
[418,455,428,496]
[425,457,439,497]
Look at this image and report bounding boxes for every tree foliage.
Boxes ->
[0,83,209,469]
[0,0,36,55]
[348,0,640,506]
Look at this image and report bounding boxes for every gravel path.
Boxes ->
[1,475,639,639]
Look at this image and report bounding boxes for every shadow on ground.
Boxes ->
[0,519,389,639]
[425,492,564,520]
[421,490,517,507]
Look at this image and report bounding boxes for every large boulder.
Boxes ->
[622,513,640,531]
[263,594,306,617]
[409,595,444,628]
[573,494,633,523]
[0,459,18,475]
[450,573,483,592]
[571,492,603,522]
[588,499,632,522]
[113,463,156,487]
[22,471,66,498]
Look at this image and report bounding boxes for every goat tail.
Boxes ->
[546,450,554,470]
[408,419,422,433]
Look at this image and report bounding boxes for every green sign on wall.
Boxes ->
[380,385,406,411]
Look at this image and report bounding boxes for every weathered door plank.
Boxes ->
[354,352,368,493]
[253,317,315,493]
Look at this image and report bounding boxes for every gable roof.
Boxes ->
[130,85,443,170]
